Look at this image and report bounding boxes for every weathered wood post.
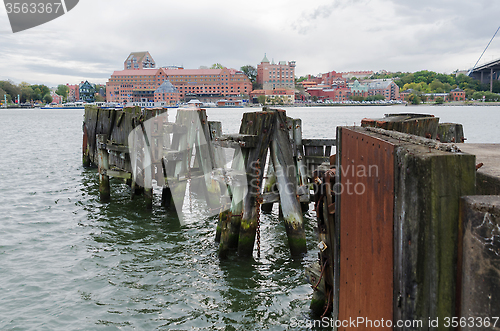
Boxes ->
[269,109,307,256]
[83,105,100,167]
[261,161,277,213]
[82,123,91,167]
[210,121,228,243]
[293,118,310,212]
[195,110,222,210]
[140,121,154,210]
[97,134,110,202]
[236,110,276,257]
[219,147,248,257]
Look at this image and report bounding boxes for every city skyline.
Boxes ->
[1,0,499,86]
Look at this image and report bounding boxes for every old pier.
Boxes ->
[83,108,500,328]
[82,105,334,258]
[307,113,500,329]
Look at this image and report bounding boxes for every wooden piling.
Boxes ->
[293,118,310,212]
[236,110,276,257]
[82,124,91,167]
[269,109,307,256]
[195,111,222,210]
[97,134,110,202]
[261,161,277,213]
[210,121,227,243]
[219,147,248,257]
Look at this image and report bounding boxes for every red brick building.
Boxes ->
[321,70,345,86]
[106,52,252,103]
[154,80,180,105]
[66,84,79,102]
[250,88,295,104]
[366,79,400,100]
[124,51,155,70]
[256,54,296,90]
[50,91,63,104]
[449,88,465,101]
[307,87,351,102]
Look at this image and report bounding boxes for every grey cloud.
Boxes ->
[292,0,364,34]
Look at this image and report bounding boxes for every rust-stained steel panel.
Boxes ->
[338,127,394,330]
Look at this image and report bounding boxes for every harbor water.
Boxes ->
[0,105,499,330]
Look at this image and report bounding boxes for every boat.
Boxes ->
[216,99,244,108]
[41,101,86,109]
[124,101,178,108]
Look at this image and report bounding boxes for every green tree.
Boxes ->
[95,94,105,102]
[257,95,266,105]
[0,87,9,103]
[365,94,386,101]
[20,86,34,103]
[33,87,42,101]
[429,79,445,93]
[56,84,69,100]
[0,80,20,101]
[295,76,308,83]
[240,65,257,83]
[407,93,421,105]
[435,97,444,104]
[31,84,50,97]
[210,63,225,69]
[350,95,364,102]
[43,93,52,104]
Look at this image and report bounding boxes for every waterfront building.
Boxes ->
[256,54,296,90]
[301,71,347,89]
[250,88,295,105]
[341,70,373,80]
[66,84,79,102]
[348,80,369,98]
[154,80,180,105]
[307,86,351,102]
[366,79,400,100]
[50,91,63,104]
[449,87,466,101]
[425,93,450,102]
[106,52,252,103]
[301,75,323,86]
[124,51,155,70]
[79,81,95,103]
[321,70,345,86]
[400,89,450,103]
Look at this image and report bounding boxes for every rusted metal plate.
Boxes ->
[338,127,394,330]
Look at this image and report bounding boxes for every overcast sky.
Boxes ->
[1,0,500,87]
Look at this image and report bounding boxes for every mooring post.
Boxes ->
[195,110,222,210]
[82,122,91,167]
[293,118,310,212]
[139,120,154,210]
[210,121,227,243]
[144,164,153,210]
[237,110,276,257]
[270,110,307,256]
[219,147,248,257]
[97,134,110,202]
[261,160,277,213]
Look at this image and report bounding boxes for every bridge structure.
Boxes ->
[468,57,500,92]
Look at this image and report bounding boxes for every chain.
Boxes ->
[255,159,263,258]
[188,147,192,213]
